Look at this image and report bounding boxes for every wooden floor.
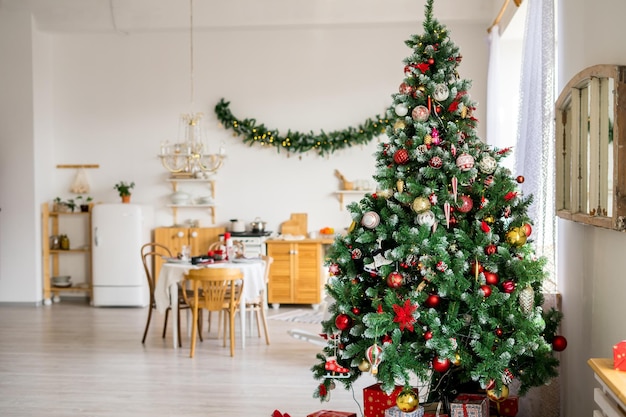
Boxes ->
[0,300,377,417]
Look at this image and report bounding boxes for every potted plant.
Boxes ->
[114,181,135,203]
[65,198,77,212]
[76,195,93,212]
[52,197,64,212]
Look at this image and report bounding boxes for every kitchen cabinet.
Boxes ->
[153,226,225,279]
[41,202,92,305]
[266,239,334,307]
[588,358,626,417]
[166,178,216,224]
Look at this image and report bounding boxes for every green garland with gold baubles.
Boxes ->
[214,98,393,156]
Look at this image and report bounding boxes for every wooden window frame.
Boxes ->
[556,64,626,230]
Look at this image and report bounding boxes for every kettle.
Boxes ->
[250,217,267,233]
[230,219,245,233]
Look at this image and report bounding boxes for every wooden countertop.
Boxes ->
[266,237,335,244]
[588,357,626,406]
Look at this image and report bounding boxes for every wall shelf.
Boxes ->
[334,189,374,210]
[166,178,216,224]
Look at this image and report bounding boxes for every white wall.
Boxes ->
[0,16,487,303]
[0,10,41,303]
[558,1,626,416]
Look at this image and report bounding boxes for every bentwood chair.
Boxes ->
[140,242,191,347]
[244,255,273,345]
[182,267,244,357]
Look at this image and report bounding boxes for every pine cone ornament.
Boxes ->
[519,285,535,315]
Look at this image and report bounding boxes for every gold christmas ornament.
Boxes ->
[358,359,371,372]
[396,388,419,412]
[394,120,406,132]
[424,134,433,145]
[484,215,495,224]
[397,179,405,193]
[486,385,509,402]
[453,353,461,366]
[506,227,527,246]
[412,197,432,213]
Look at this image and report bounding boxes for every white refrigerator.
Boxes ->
[91,204,151,307]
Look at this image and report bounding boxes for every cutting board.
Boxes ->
[281,213,308,236]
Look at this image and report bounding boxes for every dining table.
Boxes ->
[154,258,266,349]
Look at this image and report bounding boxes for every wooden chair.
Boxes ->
[244,255,273,345]
[182,267,244,357]
[140,242,191,347]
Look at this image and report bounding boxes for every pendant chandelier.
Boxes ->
[159,0,225,177]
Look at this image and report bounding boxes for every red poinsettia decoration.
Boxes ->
[416,62,431,73]
[504,191,518,201]
[393,299,417,331]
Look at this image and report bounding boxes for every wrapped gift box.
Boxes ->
[307,411,357,417]
[489,395,518,416]
[613,340,626,371]
[384,405,425,417]
[450,394,488,417]
[364,384,418,417]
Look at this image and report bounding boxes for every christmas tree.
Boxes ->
[311,0,565,412]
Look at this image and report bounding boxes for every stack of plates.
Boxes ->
[52,275,72,287]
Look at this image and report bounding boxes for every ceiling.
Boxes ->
[0,0,506,34]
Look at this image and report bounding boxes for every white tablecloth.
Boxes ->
[155,259,266,349]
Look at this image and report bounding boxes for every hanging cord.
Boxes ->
[108,0,129,35]
[189,0,195,112]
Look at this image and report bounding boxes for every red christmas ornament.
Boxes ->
[382,334,393,344]
[429,156,443,169]
[328,263,340,276]
[335,314,353,331]
[523,223,533,237]
[495,328,503,337]
[485,244,497,255]
[470,260,484,275]
[387,271,404,288]
[428,58,435,65]
[351,307,361,315]
[457,195,473,213]
[484,271,499,285]
[481,220,491,233]
[432,356,451,373]
[394,149,410,165]
[424,330,433,340]
[425,294,441,308]
[552,335,568,352]
[502,280,516,293]
[516,175,525,183]
[480,284,492,297]
[399,82,414,95]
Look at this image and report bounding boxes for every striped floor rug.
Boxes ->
[269,309,324,324]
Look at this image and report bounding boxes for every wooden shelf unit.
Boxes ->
[41,203,93,304]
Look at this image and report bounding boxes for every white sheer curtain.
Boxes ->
[486,25,502,147]
[514,0,559,416]
[515,0,556,292]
